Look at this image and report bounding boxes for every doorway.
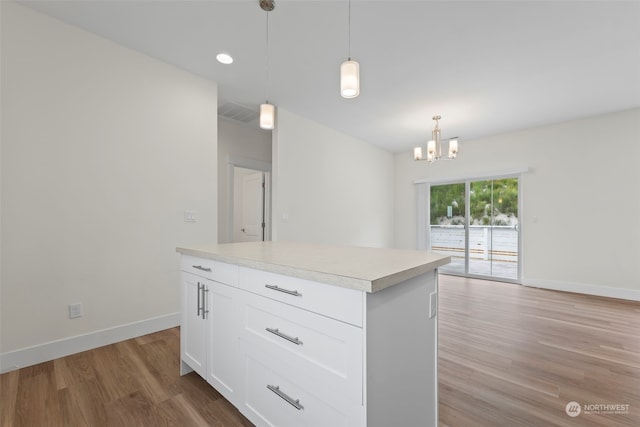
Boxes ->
[427,176,520,282]
[227,159,271,243]
[233,168,266,242]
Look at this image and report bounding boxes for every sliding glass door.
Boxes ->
[428,176,520,282]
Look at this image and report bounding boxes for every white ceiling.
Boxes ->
[20,0,640,153]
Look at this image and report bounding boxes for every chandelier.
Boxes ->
[413,116,459,162]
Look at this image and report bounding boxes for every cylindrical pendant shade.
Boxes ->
[340,60,360,98]
[448,139,458,159]
[427,140,436,155]
[260,103,275,129]
[413,147,423,160]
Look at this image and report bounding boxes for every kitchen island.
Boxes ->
[176,241,449,427]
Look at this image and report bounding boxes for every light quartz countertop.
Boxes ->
[176,242,450,293]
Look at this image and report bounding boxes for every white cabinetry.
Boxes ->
[238,269,365,427]
[180,255,241,405]
[181,270,207,378]
[180,251,439,427]
[206,280,241,401]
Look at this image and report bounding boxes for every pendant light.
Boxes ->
[340,0,360,98]
[260,0,275,129]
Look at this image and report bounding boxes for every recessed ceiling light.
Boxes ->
[216,52,233,65]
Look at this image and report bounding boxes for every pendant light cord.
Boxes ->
[347,0,351,60]
[265,12,270,102]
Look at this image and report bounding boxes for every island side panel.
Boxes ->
[365,269,438,427]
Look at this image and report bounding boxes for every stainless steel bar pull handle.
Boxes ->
[193,265,212,272]
[266,327,303,346]
[197,283,202,317]
[264,284,302,297]
[267,385,304,410]
[202,288,209,320]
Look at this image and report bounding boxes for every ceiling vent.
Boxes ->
[218,101,259,124]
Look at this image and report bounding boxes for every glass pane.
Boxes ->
[492,178,518,279]
[430,183,465,275]
[468,178,518,279]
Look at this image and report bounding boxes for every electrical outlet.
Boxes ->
[429,291,437,319]
[69,303,82,319]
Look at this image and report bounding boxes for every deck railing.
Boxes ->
[430,225,518,262]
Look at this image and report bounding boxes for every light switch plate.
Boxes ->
[184,211,197,222]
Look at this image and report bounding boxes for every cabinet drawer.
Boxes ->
[240,349,363,427]
[181,255,238,286]
[242,292,362,406]
[239,267,363,327]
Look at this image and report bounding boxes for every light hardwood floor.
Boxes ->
[1,276,638,426]
[438,275,639,427]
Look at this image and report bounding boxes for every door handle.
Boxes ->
[267,385,304,411]
[266,327,303,346]
[265,284,302,297]
[197,283,202,317]
[202,287,209,320]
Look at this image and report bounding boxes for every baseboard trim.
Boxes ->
[0,312,180,373]
[522,278,640,302]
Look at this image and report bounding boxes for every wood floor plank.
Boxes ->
[0,369,19,427]
[57,387,90,427]
[66,377,111,426]
[14,363,63,427]
[104,390,165,427]
[113,339,172,405]
[60,351,97,385]
[155,392,213,427]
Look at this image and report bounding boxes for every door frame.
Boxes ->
[227,155,271,243]
[415,168,526,284]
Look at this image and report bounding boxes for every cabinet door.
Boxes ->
[207,280,242,405]
[181,271,207,378]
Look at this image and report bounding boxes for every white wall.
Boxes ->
[217,119,271,243]
[273,109,394,247]
[395,108,640,299]
[1,2,218,364]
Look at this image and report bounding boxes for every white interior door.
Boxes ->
[239,171,265,242]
